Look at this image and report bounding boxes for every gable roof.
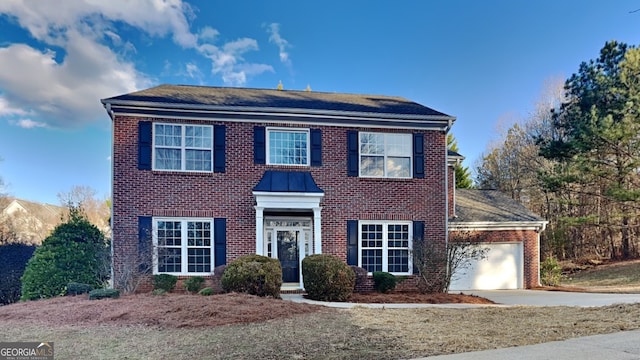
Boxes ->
[101,85,455,130]
[451,189,546,229]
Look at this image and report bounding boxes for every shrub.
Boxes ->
[221,254,282,298]
[21,209,110,301]
[541,256,562,286]
[88,288,120,300]
[0,243,36,305]
[67,282,93,296]
[199,287,214,296]
[373,271,397,293]
[151,289,167,296]
[153,274,178,292]
[302,254,355,302]
[184,276,206,294]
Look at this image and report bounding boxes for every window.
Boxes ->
[154,218,213,275]
[359,221,411,274]
[267,128,309,165]
[359,132,412,178]
[154,123,213,171]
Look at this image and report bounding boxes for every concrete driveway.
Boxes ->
[464,290,640,307]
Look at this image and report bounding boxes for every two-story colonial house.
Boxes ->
[102,84,546,291]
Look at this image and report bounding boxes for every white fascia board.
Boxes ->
[253,191,324,209]
[449,221,548,232]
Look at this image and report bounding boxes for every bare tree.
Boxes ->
[413,231,489,293]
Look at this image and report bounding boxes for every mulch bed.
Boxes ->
[347,291,495,304]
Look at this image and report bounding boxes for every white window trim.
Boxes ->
[152,217,214,276]
[358,220,413,275]
[266,127,310,166]
[152,122,214,172]
[358,132,413,178]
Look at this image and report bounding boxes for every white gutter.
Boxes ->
[449,221,549,232]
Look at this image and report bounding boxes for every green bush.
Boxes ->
[302,254,355,302]
[184,276,206,293]
[21,209,110,301]
[373,271,397,293]
[541,256,562,286]
[153,274,178,292]
[221,254,282,298]
[199,287,214,296]
[88,288,120,300]
[67,282,93,296]
[0,243,36,305]
[151,289,167,296]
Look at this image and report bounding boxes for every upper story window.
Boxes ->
[153,123,213,172]
[359,132,412,178]
[267,128,310,166]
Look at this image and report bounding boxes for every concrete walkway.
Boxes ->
[282,290,640,359]
[420,330,640,360]
[282,290,640,308]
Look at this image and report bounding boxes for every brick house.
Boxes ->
[101,84,546,291]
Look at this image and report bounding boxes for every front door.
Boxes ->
[277,230,300,283]
[263,218,313,286]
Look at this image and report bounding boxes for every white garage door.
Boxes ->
[449,243,523,291]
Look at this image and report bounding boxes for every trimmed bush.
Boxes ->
[151,289,167,296]
[302,254,355,302]
[88,288,120,300]
[221,254,282,298]
[0,243,36,305]
[541,256,562,286]
[21,210,110,301]
[184,276,205,293]
[153,274,178,292]
[67,282,93,296]
[199,287,214,296]
[373,272,397,293]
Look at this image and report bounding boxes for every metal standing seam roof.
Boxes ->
[101,84,455,119]
[253,171,324,193]
[452,189,545,223]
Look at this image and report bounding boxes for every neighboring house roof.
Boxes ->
[450,189,547,230]
[447,149,464,165]
[101,85,455,130]
[253,171,324,193]
[0,198,66,244]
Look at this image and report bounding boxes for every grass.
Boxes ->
[1,261,639,359]
[562,259,640,289]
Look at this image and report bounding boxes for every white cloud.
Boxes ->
[0,0,277,127]
[266,23,291,65]
[10,118,48,129]
[197,37,273,86]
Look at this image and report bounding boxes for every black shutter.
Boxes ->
[138,121,152,170]
[310,129,322,166]
[214,125,226,173]
[138,216,152,273]
[412,221,425,274]
[254,126,266,164]
[214,218,227,266]
[347,220,358,265]
[413,133,424,178]
[347,131,358,176]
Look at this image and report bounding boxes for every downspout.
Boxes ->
[105,102,115,288]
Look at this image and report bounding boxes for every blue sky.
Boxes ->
[0,1,638,204]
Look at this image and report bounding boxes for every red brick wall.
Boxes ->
[449,229,540,288]
[112,116,448,284]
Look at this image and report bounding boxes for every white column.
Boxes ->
[255,206,264,255]
[313,207,322,253]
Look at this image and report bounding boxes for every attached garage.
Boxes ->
[449,190,547,290]
[450,242,523,291]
